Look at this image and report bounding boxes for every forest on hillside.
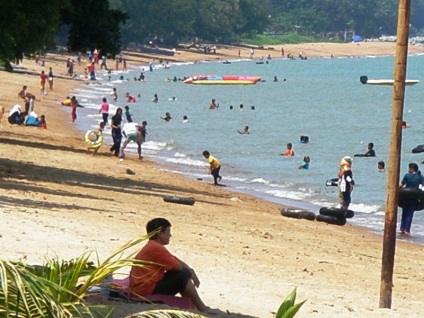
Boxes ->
[1,0,424,66]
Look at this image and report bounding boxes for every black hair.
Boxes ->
[203,150,210,157]
[378,161,385,168]
[368,142,374,148]
[409,163,419,172]
[146,218,171,239]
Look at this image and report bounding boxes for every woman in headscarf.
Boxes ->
[8,105,25,125]
[338,156,355,209]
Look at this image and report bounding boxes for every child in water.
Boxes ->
[281,143,295,156]
[299,156,310,169]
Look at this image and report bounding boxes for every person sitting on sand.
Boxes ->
[281,143,294,156]
[8,105,25,125]
[129,218,219,314]
[161,112,172,122]
[18,85,27,100]
[238,126,250,134]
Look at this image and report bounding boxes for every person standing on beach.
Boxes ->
[40,70,48,94]
[129,218,219,314]
[99,97,109,125]
[110,108,123,156]
[71,96,79,123]
[399,163,424,235]
[203,150,222,185]
[48,67,54,91]
[338,156,354,209]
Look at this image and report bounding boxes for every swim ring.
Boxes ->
[85,130,103,148]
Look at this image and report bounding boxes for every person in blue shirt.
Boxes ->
[299,156,310,169]
[399,163,424,235]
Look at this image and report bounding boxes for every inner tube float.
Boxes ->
[163,196,195,206]
[319,207,354,218]
[398,187,424,211]
[300,135,309,144]
[412,144,424,153]
[316,214,346,226]
[61,99,72,107]
[281,208,316,221]
[85,130,103,148]
[325,178,338,187]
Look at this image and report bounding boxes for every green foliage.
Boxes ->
[275,288,306,318]
[0,235,150,318]
[61,0,127,56]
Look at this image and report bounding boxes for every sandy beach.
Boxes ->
[1,42,424,318]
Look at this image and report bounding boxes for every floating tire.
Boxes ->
[325,178,338,187]
[398,188,424,211]
[163,196,195,206]
[316,214,347,226]
[412,144,424,153]
[319,207,354,219]
[281,208,316,221]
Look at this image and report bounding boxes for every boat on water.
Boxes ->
[360,75,419,86]
[184,75,261,85]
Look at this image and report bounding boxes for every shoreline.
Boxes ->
[1,42,424,318]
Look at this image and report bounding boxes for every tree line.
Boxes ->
[1,0,423,67]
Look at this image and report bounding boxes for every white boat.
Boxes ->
[360,75,419,86]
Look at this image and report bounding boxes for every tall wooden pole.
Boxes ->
[379,0,411,309]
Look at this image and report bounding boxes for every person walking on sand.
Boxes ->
[99,97,109,125]
[203,150,222,185]
[399,163,424,235]
[338,156,354,210]
[109,108,123,156]
[129,218,220,315]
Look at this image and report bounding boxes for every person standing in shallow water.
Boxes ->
[399,163,424,235]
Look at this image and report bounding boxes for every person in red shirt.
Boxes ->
[40,71,48,94]
[129,218,218,314]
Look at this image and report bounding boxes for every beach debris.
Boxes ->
[126,168,136,175]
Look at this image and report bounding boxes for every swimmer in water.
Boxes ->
[237,126,250,134]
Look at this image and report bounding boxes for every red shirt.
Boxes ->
[129,240,179,297]
[40,73,48,84]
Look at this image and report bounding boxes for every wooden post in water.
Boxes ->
[379,0,411,309]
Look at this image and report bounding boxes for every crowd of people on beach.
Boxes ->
[3,85,48,129]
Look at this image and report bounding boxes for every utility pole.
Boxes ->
[379,0,411,309]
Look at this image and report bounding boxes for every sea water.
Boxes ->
[69,53,424,244]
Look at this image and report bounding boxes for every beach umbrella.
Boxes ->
[352,35,363,42]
